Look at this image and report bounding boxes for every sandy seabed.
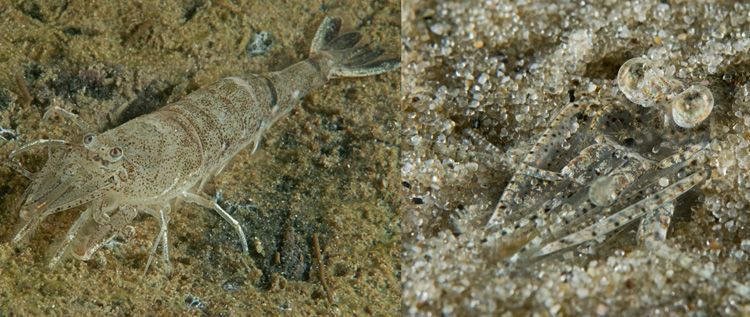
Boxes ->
[402,0,750,316]
[0,1,399,316]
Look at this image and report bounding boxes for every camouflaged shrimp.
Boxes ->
[4,17,398,271]
[463,57,750,299]
[465,57,715,264]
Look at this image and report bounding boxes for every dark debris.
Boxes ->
[0,127,18,141]
[0,89,11,111]
[184,294,208,313]
[48,66,120,101]
[110,80,174,126]
[19,1,44,22]
[182,0,205,23]
[205,196,328,289]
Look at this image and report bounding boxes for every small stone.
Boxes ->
[576,287,589,298]
[247,31,273,57]
[429,23,450,35]
[596,304,608,316]
[253,237,264,255]
[741,239,750,251]
[478,73,489,85]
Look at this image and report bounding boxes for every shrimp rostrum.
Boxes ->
[5,17,398,271]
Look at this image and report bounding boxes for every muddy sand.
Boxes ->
[0,1,400,315]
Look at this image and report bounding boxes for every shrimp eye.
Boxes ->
[617,57,664,107]
[109,147,123,160]
[670,85,714,128]
[83,133,95,145]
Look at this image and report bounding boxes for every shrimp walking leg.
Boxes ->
[6,139,70,178]
[182,192,250,255]
[43,106,93,132]
[49,207,93,268]
[143,205,171,274]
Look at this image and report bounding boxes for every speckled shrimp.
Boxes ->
[4,17,398,271]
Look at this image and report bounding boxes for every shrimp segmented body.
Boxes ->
[6,16,398,270]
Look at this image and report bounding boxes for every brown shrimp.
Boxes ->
[4,16,399,271]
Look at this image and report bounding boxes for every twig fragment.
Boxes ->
[15,74,32,108]
[312,233,333,305]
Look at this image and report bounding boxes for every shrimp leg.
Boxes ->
[181,191,250,255]
[43,105,93,132]
[6,139,71,178]
[143,204,171,274]
[49,206,93,268]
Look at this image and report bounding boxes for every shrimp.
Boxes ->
[4,16,399,271]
